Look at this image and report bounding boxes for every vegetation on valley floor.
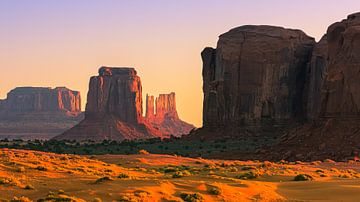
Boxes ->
[0,136,278,158]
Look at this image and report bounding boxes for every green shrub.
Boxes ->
[294,174,313,181]
[180,192,204,202]
[36,166,47,171]
[236,171,259,180]
[208,187,222,195]
[118,173,130,179]
[95,176,113,183]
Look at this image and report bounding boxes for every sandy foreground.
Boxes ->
[0,149,360,201]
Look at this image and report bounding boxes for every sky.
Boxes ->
[1,0,360,127]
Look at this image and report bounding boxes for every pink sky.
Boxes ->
[1,0,360,127]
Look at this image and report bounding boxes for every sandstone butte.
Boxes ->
[192,12,360,161]
[55,66,194,141]
[0,87,83,137]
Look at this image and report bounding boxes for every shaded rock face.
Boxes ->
[0,87,83,139]
[315,13,360,118]
[202,25,315,133]
[0,87,81,115]
[145,93,194,136]
[269,13,360,161]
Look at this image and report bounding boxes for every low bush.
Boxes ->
[179,192,204,202]
[294,174,313,181]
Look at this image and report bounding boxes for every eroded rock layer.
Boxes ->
[145,93,194,137]
[56,67,162,141]
[271,12,360,161]
[0,87,83,139]
[201,25,315,136]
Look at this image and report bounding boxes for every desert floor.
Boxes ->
[1,149,360,201]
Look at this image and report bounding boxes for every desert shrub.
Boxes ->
[118,173,130,179]
[179,192,204,202]
[24,184,34,190]
[208,187,222,195]
[10,196,32,202]
[0,177,21,186]
[92,198,102,202]
[36,166,47,171]
[95,176,113,183]
[172,171,184,178]
[236,171,259,180]
[138,150,149,155]
[229,167,238,172]
[315,169,324,173]
[294,174,313,181]
[241,166,256,171]
[17,166,26,173]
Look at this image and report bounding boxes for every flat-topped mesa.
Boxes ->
[155,92,178,120]
[85,66,143,124]
[201,25,315,135]
[0,87,81,114]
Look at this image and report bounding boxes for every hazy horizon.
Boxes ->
[1,0,360,127]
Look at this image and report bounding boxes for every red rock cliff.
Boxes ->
[0,87,81,115]
[145,93,194,137]
[56,67,162,141]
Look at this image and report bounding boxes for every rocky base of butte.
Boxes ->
[55,67,194,141]
[192,12,360,161]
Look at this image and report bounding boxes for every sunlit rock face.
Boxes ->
[0,87,81,115]
[145,93,194,137]
[201,25,315,134]
[56,67,162,141]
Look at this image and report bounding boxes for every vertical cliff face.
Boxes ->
[0,87,81,115]
[85,67,143,124]
[145,94,155,120]
[155,93,179,120]
[317,13,360,118]
[145,93,194,136]
[202,25,315,132]
[56,67,163,141]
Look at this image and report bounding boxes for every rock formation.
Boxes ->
[200,25,315,137]
[145,93,194,136]
[0,87,81,115]
[56,67,193,141]
[272,12,360,161]
[0,87,83,139]
[195,12,360,161]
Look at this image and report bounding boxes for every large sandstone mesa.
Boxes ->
[275,12,360,161]
[145,93,194,136]
[56,67,161,141]
[201,25,315,136]
[0,87,83,139]
[0,87,81,115]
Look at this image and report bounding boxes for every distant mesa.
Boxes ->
[0,87,83,139]
[192,12,360,161]
[55,66,194,141]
